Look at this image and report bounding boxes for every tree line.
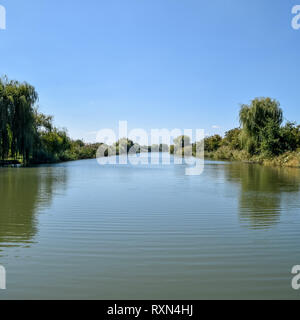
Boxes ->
[203,97,300,166]
[0,77,100,165]
[1,76,299,167]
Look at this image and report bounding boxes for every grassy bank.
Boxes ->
[199,97,300,169]
[204,147,300,168]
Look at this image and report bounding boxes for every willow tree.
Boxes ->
[2,78,38,164]
[239,98,283,156]
[0,79,11,160]
[173,135,191,148]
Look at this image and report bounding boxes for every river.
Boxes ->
[0,155,300,299]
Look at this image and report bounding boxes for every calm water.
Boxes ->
[0,155,300,299]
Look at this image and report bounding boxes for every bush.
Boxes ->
[204,135,222,152]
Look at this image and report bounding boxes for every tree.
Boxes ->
[204,135,222,152]
[0,77,38,164]
[35,112,53,132]
[239,97,283,155]
[159,144,169,152]
[0,79,11,160]
[173,135,191,148]
[280,122,300,152]
[169,145,175,154]
[260,120,282,156]
[222,128,242,150]
[0,76,109,165]
[115,138,135,154]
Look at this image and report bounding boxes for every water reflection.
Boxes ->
[0,167,68,252]
[225,163,300,229]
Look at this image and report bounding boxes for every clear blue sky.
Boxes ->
[0,0,299,142]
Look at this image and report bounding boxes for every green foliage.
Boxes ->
[0,76,103,165]
[239,97,283,155]
[1,76,300,168]
[259,119,282,156]
[0,77,38,164]
[169,145,175,154]
[176,97,300,166]
[115,138,134,154]
[173,135,191,148]
[280,122,300,152]
[159,144,169,152]
[204,135,222,152]
[206,146,250,161]
[222,128,242,150]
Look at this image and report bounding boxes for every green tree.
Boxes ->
[260,120,282,156]
[239,97,283,155]
[0,79,11,160]
[222,128,242,150]
[280,122,300,152]
[0,77,38,164]
[115,138,135,154]
[169,145,175,154]
[204,135,222,152]
[173,135,191,148]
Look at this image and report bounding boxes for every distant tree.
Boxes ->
[169,145,175,154]
[204,135,222,152]
[159,144,169,152]
[115,138,134,154]
[173,135,191,148]
[222,128,242,150]
[151,144,159,152]
[74,139,85,148]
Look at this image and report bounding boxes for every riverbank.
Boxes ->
[0,159,21,167]
[204,147,300,168]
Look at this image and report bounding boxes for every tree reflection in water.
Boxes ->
[225,163,300,229]
[0,166,68,253]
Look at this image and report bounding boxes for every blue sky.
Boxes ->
[0,0,299,142]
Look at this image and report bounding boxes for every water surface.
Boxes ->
[0,155,300,299]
